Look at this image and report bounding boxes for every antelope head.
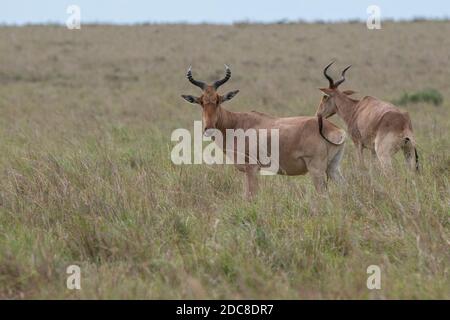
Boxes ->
[181,65,239,136]
[316,61,355,119]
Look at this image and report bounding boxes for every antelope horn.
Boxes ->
[323,61,335,88]
[214,65,231,89]
[334,65,352,88]
[186,66,206,90]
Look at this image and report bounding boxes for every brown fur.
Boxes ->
[316,88,418,171]
[183,78,347,200]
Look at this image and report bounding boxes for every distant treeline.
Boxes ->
[1,17,449,27]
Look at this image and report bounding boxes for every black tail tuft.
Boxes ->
[414,148,420,172]
[404,137,419,172]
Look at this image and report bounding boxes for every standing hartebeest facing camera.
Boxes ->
[181,65,347,199]
[316,62,419,171]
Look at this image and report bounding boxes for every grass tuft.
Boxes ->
[394,89,443,106]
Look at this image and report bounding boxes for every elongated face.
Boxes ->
[181,66,239,136]
[316,89,337,119]
[316,87,357,119]
[200,87,220,134]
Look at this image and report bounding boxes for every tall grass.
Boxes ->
[0,22,448,299]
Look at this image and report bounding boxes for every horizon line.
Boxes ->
[1,16,449,27]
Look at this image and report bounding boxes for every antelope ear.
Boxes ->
[181,95,201,105]
[342,90,357,96]
[221,90,239,103]
[319,88,335,95]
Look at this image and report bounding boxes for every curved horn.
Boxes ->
[318,114,345,146]
[334,65,352,88]
[323,61,335,88]
[213,65,231,89]
[186,66,206,90]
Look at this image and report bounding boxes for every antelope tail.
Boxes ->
[404,137,420,172]
[415,147,420,172]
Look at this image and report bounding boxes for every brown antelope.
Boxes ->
[181,65,347,199]
[316,62,419,171]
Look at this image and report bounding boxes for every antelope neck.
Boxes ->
[334,94,360,126]
[215,107,239,133]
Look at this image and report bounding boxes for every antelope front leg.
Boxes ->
[244,165,259,200]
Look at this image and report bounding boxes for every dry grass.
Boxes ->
[0,21,448,299]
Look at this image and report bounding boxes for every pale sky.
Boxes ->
[1,0,448,25]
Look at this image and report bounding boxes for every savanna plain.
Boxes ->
[0,21,448,299]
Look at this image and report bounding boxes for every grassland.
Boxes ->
[0,21,448,299]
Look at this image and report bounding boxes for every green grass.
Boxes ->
[0,22,449,299]
[394,88,444,106]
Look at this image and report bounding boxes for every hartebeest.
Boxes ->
[316,62,419,171]
[181,65,347,199]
